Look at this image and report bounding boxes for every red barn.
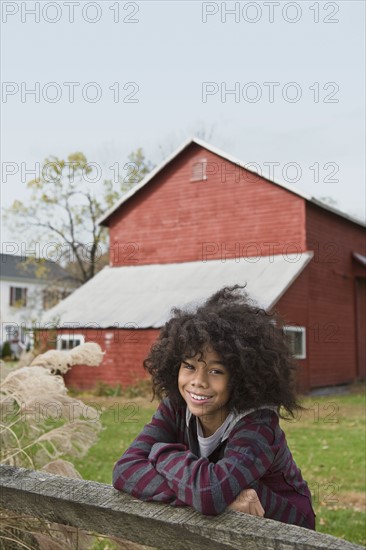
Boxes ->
[41,138,366,393]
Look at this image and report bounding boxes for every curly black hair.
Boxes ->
[143,285,302,418]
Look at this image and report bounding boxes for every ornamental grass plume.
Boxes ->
[30,342,104,374]
[0,343,104,550]
[17,349,38,369]
[0,364,101,469]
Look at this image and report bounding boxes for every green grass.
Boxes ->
[281,391,366,545]
[72,396,156,484]
[72,388,365,547]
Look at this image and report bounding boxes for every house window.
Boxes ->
[56,334,85,350]
[190,158,207,181]
[5,324,18,340]
[284,326,306,359]
[10,287,27,307]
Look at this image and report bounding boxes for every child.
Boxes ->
[113,285,316,529]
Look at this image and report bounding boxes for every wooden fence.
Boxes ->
[0,465,363,550]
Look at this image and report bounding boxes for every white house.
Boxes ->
[0,253,72,357]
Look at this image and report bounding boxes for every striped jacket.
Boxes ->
[113,397,315,529]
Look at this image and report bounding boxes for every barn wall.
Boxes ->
[108,144,307,266]
[37,141,366,392]
[275,268,310,393]
[305,203,366,388]
[354,277,366,378]
[36,328,158,390]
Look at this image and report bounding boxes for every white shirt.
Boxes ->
[186,406,278,458]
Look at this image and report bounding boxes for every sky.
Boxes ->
[1,0,365,251]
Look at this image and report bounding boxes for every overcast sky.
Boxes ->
[1,0,365,250]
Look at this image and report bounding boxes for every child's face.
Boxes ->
[178,346,231,437]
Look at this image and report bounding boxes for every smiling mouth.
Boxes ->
[188,391,213,402]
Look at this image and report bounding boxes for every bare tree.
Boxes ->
[5,149,154,284]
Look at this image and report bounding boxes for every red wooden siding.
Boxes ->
[355,278,366,378]
[305,203,366,388]
[108,143,307,266]
[37,328,156,389]
[275,268,310,393]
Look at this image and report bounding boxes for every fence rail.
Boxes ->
[0,465,363,550]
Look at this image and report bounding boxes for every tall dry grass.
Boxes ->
[0,343,103,549]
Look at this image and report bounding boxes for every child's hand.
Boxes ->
[227,488,265,517]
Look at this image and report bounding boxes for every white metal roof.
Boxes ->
[97,137,365,229]
[41,253,313,329]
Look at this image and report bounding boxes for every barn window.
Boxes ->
[190,158,207,181]
[10,287,27,307]
[57,333,85,350]
[283,326,306,359]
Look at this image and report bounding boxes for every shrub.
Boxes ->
[1,341,12,359]
[94,381,122,397]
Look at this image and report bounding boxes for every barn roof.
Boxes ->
[98,138,365,228]
[41,252,313,329]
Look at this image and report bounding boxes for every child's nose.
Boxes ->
[192,370,208,387]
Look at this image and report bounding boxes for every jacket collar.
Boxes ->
[185,405,278,443]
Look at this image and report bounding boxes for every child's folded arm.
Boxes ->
[112,399,186,506]
[250,480,312,527]
[113,446,185,505]
[148,421,276,516]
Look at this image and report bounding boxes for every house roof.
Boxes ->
[41,252,313,329]
[0,254,70,283]
[98,137,365,229]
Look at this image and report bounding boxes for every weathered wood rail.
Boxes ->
[0,465,363,550]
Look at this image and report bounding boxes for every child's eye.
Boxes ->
[210,369,224,375]
[182,361,194,370]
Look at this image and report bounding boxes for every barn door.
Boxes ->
[355,278,366,379]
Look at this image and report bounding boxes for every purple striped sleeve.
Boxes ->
[112,399,186,506]
[252,481,313,528]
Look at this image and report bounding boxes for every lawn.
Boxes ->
[72,387,365,546]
